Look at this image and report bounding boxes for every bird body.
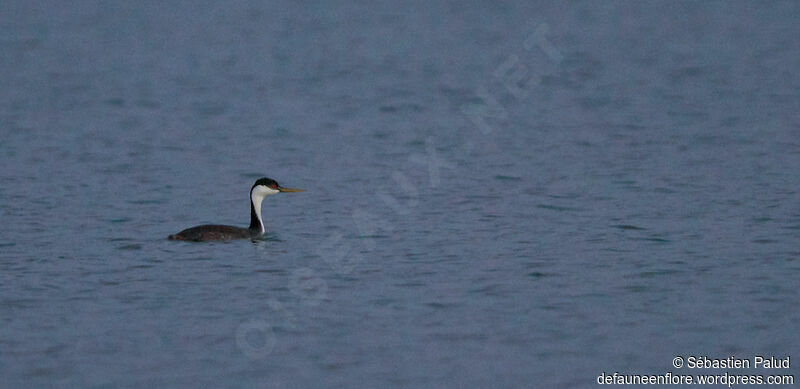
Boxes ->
[167,224,258,241]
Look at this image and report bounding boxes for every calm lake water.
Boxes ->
[1,1,799,387]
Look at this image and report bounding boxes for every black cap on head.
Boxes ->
[253,177,279,190]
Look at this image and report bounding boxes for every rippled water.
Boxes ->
[1,1,799,387]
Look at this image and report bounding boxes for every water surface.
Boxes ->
[1,1,799,387]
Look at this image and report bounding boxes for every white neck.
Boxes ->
[250,185,279,234]
[251,190,266,234]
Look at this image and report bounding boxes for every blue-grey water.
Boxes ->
[2,1,799,387]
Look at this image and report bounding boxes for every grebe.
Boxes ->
[168,177,304,242]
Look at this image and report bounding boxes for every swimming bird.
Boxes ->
[168,177,304,242]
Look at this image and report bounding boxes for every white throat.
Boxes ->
[251,185,279,234]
